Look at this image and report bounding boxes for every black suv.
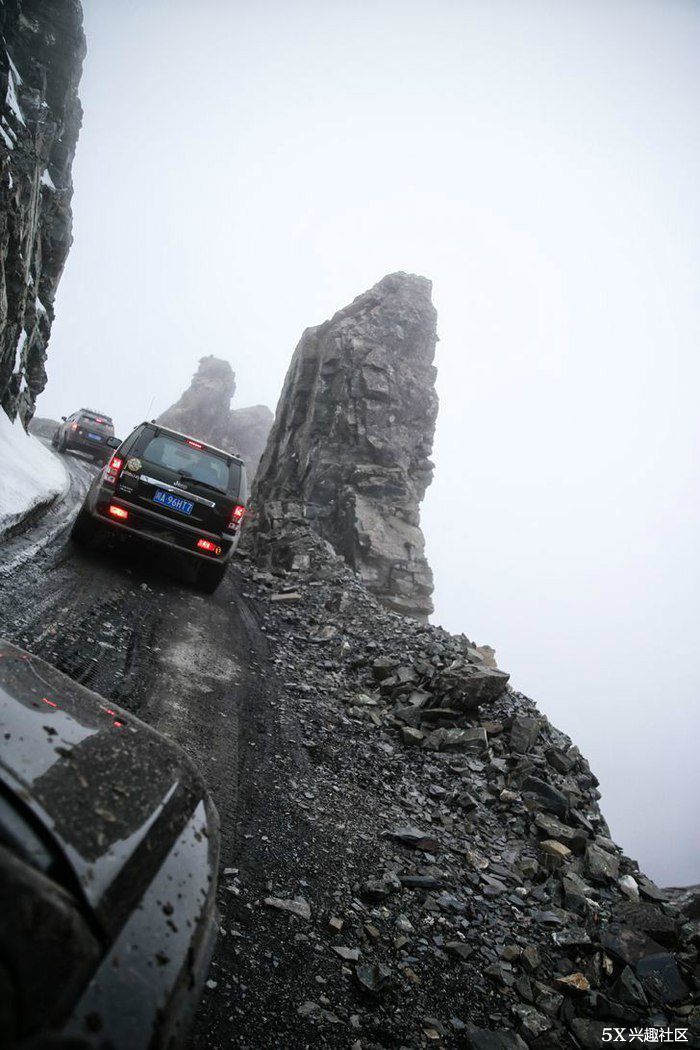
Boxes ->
[71,422,248,592]
[52,408,116,464]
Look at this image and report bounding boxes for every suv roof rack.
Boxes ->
[82,408,113,419]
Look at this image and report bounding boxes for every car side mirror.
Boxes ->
[61,416,67,421]
[106,436,121,449]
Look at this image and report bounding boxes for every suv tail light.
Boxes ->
[228,504,246,530]
[197,538,222,554]
[70,422,79,431]
[104,455,124,485]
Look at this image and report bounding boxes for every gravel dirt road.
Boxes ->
[0,447,281,1046]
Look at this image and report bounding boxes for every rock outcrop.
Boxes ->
[157,355,273,478]
[0,0,85,427]
[251,272,439,620]
[228,404,276,479]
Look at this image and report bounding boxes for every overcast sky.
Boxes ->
[40,0,700,885]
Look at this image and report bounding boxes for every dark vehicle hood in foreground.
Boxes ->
[0,640,212,934]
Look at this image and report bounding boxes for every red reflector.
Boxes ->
[108,505,128,520]
[187,439,203,449]
[197,538,221,554]
[231,504,246,524]
[104,455,124,485]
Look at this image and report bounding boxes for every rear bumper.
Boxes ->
[90,491,238,563]
[66,435,110,457]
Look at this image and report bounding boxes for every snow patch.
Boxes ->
[0,411,68,536]
[35,295,46,315]
[5,65,25,126]
[0,124,14,150]
[40,168,56,191]
[7,54,23,86]
[13,329,27,371]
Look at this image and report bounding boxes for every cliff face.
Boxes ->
[252,272,439,621]
[157,355,273,478]
[0,0,85,426]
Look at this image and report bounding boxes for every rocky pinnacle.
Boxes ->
[157,355,273,478]
[252,272,439,620]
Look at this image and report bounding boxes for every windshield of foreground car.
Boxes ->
[141,434,233,494]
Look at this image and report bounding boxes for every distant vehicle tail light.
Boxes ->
[197,538,222,555]
[228,504,246,529]
[108,505,128,520]
[104,455,124,485]
[70,422,79,431]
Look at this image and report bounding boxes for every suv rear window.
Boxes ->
[80,413,113,428]
[141,433,240,495]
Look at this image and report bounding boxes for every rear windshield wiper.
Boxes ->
[176,473,227,495]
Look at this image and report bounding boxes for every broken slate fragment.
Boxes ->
[544,746,575,773]
[333,946,360,961]
[361,872,401,900]
[610,965,648,1009]
[389,826,440,851]
[599,924,665,965]
[423,726,489,753]
[554,972,590,994]
[264,896,311,920]
[612,901,680,948]
[354,961,392,995]
[520,776,569,818]
[297,1001,320,1017]
[635,952,689,1004]
[511,1003,551,1038]
[400,874,445,890]
[446,941,473,961]
[585,843,620,883]
[401,726,425,746]
[533,812,588,853]
[510,715,540,754]
[538,839,572,869]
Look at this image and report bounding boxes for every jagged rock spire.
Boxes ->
[252,272,439,620]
